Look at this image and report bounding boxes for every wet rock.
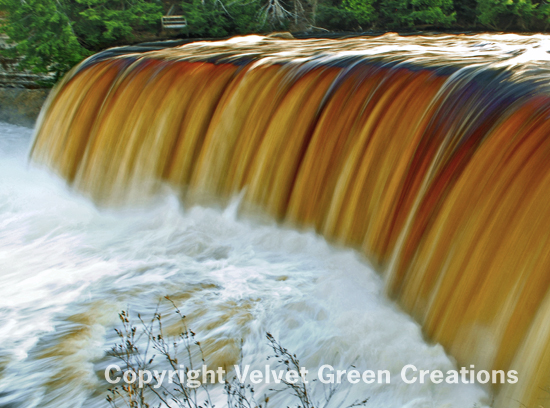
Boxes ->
[0,88,49,128]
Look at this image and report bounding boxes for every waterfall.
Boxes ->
[30,33,550,407]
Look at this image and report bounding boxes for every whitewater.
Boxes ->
[0,121,489,407]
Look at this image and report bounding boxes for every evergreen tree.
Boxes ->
[0,0,162,79]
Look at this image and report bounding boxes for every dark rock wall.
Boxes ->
[0,88,49,128]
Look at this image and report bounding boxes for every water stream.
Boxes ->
[0,122,489,407]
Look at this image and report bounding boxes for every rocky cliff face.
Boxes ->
[0,88,49,128]
[0,44,50,128]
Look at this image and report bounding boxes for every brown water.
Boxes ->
[30,33,550,407]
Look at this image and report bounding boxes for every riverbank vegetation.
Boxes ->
[1,0,549,80]
[0,0,161,81]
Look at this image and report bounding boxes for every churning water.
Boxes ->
[0,122,490,407]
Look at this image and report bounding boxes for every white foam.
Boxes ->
[0,122,490,408]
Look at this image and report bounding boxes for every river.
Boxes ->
[0,121,490,407]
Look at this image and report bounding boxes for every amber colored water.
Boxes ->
[31,33,550,407]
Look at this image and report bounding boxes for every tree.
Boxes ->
[71,0,163,48]
[342,0,377,28]
[536,1,550,29]
[181,0,265,37]
[379,0,456,28]
[0,0,163,80]
[342,0,455,30]
[476,0,537,30]
[0,0,89,80]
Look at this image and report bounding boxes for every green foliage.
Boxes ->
[182,0,264,37]
[408,0,456,26]
[340,0,455,30]
[2,0,550,82]
[454,0,477,27]
[182,0,233,37]
[476,0,537,29]
[0,0,90,80]
[316,3,357,30]
[379,0,456,28]
[338,0,547,30]
[342,0,377,27]
[0,0,162,80]
[72,0,163,48]
[536,2,550,27]
[233,1,265,33]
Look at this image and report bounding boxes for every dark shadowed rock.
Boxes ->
[0,88,49,128]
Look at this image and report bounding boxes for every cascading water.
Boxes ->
[19,33,550,407]
[1,122,488,408]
